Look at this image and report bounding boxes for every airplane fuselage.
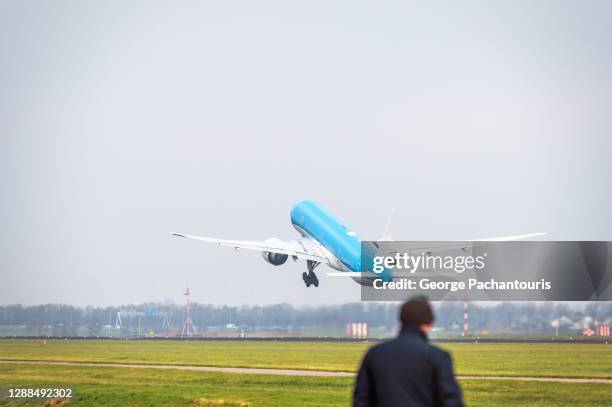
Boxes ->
[290,200,361,273]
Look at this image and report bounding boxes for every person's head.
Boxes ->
[399,296,435,333]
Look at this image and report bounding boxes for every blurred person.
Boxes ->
[353,297,463,407]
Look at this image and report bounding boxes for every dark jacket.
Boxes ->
[353,326,463,407]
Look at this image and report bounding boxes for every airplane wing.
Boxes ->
[473,232,547,241]
[171,232,330,264]
[387,232,548,255]
[328,232,548,277]
[375,207,544,243]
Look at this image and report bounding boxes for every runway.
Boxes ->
[1,360,611,384]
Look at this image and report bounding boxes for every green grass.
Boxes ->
[443,343,612,379]
[0,339,611,379]
[0,363,611,407]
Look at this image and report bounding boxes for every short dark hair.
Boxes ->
[400,296,435,326]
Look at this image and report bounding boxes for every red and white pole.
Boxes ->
[463,299,469,337]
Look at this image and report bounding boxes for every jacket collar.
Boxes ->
[399,325,429,342]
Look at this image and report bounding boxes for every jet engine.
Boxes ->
[262,251,288,265]
[261,238,288,265]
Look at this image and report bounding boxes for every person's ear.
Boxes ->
[420,323,432,333]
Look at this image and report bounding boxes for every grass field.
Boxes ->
[1,363,611,407]
[0,340,611,406]
[1,339,610,378]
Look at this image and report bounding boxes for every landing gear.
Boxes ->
[302,271,319,287]
[302,260,320,287]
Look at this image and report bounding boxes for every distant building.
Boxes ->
[595,324,611,337]
[347,322,368,338]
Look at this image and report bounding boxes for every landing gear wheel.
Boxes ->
[302,270,319,287]
[302,272,310,287]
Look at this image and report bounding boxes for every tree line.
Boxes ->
[0,302,610,336]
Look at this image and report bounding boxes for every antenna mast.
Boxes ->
[182,286,198,336]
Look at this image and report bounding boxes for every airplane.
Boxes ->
[172,200,546,287]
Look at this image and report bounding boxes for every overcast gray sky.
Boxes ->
[1,1,611,306]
